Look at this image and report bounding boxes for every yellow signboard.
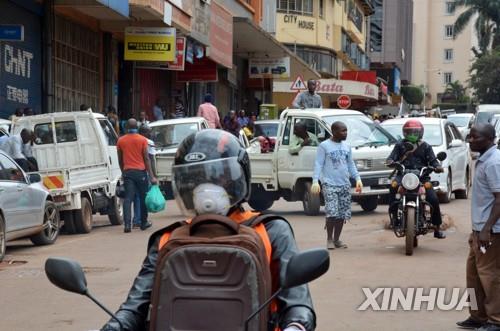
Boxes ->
[125,27,176,61]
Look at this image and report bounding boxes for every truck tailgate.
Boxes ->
[155,154,175,181]
[249,153,276,187]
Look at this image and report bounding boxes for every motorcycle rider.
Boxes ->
[101,129,316,331]
[386,119,447,239]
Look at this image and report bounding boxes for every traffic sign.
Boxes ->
[337,95,351,109]
[290,75,307,91]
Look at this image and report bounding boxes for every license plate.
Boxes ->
[378,178,392,185]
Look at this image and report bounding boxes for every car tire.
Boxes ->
[455,168,470,199]
[248,197,274,211]
[61,210,77,234]
[31,201,60,245]
[359,196,378,212]
[74,197,93,234]
[108,196,124,225]
[438,172,452,204]
[0,214,5,262]
[303,182,321,216]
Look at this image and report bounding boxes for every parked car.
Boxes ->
[381,117,472,203]
[150,117,209,154]
[0,150,59,262]
[152,117,209,198]
[446,113,474,139]
[474,104,500,126]
[11,111,123,234]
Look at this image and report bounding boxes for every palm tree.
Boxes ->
[444,80,467,102]
[453,0,500,54]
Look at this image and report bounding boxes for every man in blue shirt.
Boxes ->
[457,124,500,331]
[152,99,164,121]
[311,121,362,249]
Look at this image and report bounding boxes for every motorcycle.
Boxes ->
[44,248,329,331]
[388,149,447,256]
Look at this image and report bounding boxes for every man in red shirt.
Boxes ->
[117,119,158,233]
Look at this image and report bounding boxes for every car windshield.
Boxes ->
[447,116,471,127]
[151,123,198,148]
[323,115,395,147]
[382,123,443,146]
[254,123,279,137]
[476,111,500,124]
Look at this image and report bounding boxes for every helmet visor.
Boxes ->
[172,156,248,216]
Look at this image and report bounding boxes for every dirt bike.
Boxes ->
[389,151,447,256]
[44,248,329,331]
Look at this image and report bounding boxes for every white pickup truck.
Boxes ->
[11,111,123,233]
[246,108,397,215]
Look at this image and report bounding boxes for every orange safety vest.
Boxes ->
[158,210,279,322]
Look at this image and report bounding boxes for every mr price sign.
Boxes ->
[337,95,351,109]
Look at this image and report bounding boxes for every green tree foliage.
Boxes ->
[469,50,500,103]
[401,86,424,105]
[443,80,468,103]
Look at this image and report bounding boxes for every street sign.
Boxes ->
[290,75,306,90]
[337,95,351,109]
[0,25,24,41]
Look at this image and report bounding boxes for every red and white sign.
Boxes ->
[168,37,186,71]
[290,75,306,90]
[273,78,379,100]
[337,95,351,109]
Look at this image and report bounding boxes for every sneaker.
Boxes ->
[334,240,348,248]
[334,240,347,248]
[476,323,500,331]
[140,221,152,231]
[327,240,335,250]
[124,226,131,233]
[456,317,484,329]
[434,230,446,239]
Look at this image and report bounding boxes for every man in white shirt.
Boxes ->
[6,129,34,171]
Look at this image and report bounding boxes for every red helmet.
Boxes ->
[402,119,424,143]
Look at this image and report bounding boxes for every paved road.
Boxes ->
[0,197,473,331]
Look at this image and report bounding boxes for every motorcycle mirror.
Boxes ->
[282,249,330,290]
[436,151,447,161]
[45,257,88,295]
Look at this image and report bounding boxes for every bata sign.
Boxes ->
[273,79,379,100]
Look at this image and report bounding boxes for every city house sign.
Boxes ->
[283,14,314,30]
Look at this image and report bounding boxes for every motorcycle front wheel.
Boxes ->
[405,207,416,256]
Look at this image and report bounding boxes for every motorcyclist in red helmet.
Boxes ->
[386,119,447,239]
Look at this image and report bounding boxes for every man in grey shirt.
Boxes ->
[457,124,500,331]
[292,79,322,109]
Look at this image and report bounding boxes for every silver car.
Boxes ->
[0,151,60,262]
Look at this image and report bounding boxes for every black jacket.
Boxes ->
[101,217,316,331]
[387,140,439,170]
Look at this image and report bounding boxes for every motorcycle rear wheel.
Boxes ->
[405,208,416,256]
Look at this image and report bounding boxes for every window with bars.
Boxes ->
[53,15,100,113]
[444,25,454,38]
[277,0,313,16]
[443,72,453,84]
[444,48,453,62]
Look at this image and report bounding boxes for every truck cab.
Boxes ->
[248,108,396,215]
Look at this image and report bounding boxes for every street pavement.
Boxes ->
[0,197,473,331]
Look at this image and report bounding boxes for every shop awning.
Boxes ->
[54,0,129,20]
[233,17,320,79]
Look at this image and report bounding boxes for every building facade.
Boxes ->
[369,0,413,96]
[412,0,477,106]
